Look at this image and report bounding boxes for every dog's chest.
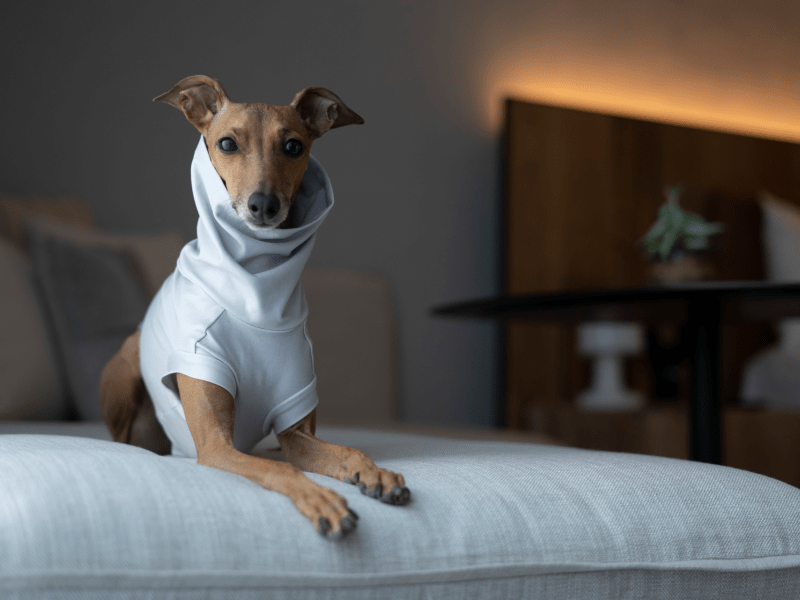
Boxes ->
[198,311,316,405]
[148,269,316,408]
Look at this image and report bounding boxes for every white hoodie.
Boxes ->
[139,136,333,458]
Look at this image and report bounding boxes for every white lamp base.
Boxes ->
[576,322,645,412]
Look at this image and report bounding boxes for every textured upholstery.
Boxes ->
[1,426,799,599]
[24,216,184,299]
[0,239,66,419]
[27,221,152,420]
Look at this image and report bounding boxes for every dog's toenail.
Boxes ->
[341,515,356,531]
[318,517,330,536]
[379,485,399,503]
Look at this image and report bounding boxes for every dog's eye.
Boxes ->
[283,139,304,157]
[218,137,239,153]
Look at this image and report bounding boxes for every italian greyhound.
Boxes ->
[100,75,409,540]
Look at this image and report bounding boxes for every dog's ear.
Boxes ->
[154,75,230,133]
[291,87,364,139]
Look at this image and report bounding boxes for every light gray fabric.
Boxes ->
[1,427,800,599]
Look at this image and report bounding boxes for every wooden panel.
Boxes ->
[505,103,651,293]
[525,404,800,489]
[505,322,568,429]
[503,99,800,431]
[704,193,775,403]
[725,407,800,486]
[526,404,688,459]
[504,99,800,296]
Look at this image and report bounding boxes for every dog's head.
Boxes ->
[154,75,363,231]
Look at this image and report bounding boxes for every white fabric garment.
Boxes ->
[139,136,334,457]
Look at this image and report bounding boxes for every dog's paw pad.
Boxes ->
[340,514,357,532]
[318,517,330,537]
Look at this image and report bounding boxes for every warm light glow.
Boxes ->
[479,58,800,143]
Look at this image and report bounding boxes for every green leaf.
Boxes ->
[684,235,707,250]
[659,228,679,260]
[642,220,667,244]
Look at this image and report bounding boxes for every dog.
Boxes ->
[100,75,409,540]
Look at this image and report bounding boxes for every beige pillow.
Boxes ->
[0,238,67,419]
[0,194,95,250]
[25,216,184,298]
[302,267,397,426]
[23,218,185,421]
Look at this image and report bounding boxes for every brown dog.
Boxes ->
[100,75,409,540]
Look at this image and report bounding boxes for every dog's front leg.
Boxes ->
[278,410,410,505]
[175,374,357,538]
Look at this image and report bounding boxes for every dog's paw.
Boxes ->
[345,469,411,506]
[293,480,358,540]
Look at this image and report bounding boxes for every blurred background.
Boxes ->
[3,1,800,482]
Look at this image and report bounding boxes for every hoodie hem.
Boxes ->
[264,376,319,435]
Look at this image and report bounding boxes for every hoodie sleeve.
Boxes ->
[162,349,237,402]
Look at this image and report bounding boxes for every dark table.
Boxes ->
[432,281,800,464]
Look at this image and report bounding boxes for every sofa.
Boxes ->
[2,196,800,599]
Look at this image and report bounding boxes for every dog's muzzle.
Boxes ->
[248,192,281,224]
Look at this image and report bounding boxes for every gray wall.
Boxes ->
[3,0,797,427]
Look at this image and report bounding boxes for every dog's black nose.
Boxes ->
[248,192,281,222]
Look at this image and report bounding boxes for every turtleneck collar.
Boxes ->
[175,135,334,330]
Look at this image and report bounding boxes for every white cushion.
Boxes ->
[1,427,799,599]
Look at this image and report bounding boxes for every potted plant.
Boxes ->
[641,185,723,285]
